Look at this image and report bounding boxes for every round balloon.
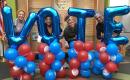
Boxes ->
[105,62,118,73]
[74,40,84,52]
[44,52,55,65]
[38,43,49,54]
[69,58,80,69]
[45,70,56,80]
[39,61,50,75]
[88,51,95,61]
[68,69,79,79]
[93,60,104,70]
[99,52,110,63]
[80,60,90,70]
[20,73,32,80]
[84,41,94,51]
[4,48,18,61]
[25,52,35,61]
[56,67,67,78]
[78,50,88,62]
[68,48,77,59]
[51,60,62,71]
[69,41,74,48]
[56,51,65,61]
[80,70,91,78]
[14,56,27,68]
[24,62,36,73]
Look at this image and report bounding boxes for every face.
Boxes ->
[18,11,25,21]
[67,16,76,28]
[95,15,103,23]
[45,17,52,26]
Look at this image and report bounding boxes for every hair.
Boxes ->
[17,10,25,16]
[64,15,70,22]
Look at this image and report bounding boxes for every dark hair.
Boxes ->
[64,15,70,22]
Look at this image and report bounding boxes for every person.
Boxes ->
[14,10,25,36]
[63,15,77,44]
[44,16,53,36]
[95,13,104,41]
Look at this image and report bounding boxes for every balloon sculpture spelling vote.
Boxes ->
[2,5,130,80]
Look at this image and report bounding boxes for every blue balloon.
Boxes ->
[69,41,74,48]
[80,60,90,70]
[51,60,62,71]
[56,51,65,61]
[68,57,71,62]
[102,69,112,79]
[88,51,95,61]
[93,60,104,70]
[37,7,61,45]
[14,56,27,68]
[106,43,119,56]
[68,48,77,59]
[80,70,91,78]
[104,6,129,44]
[45,70,56,80]
[68,8,95,42]
[94,51,99,59]
[4,48,18,61]
[38,54,44,60]
[114,53,123,64]
[2,6,37,46]
[92,67,102,75]
[49,41,61,55]
[24,62,36,73]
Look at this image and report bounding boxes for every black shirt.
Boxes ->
[63,26,77,43]
[96,22,104,39]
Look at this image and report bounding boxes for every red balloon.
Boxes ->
[69,58,80,69]
[18,44,31,56]
[96,42,106,52]
[105,62,118,73]
[6,60,14,68]
[38,43,49,54]
[84,41,94,51]
[10,66,24,78]
[20,73,32,80]
[39,61,50,75]
[78,50,88,62]
[25,52,35,61]
[74,40,84,52]
[68,69,79,79]
[56,67,67,78]
[44,52,55,65]
[99,52,110,63]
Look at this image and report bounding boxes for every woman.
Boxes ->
[14,10,25,36]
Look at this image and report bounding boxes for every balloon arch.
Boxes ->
[2,5,129,79]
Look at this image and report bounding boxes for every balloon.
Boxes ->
[114,53,123,64]
[68,8,95,42]
[18,44,31,56]
[80,70,91,78]
[39,61,50,75]
[38,43,49,54]
[106,43,119,56]
[44,52,55,65]
[80,60,90,70]
[49,41,61,55]
[45,70,56,80]
[25,52,35,61]
[74,40,84,52]
[84,41,94,51]
[104,6,129,44]
[88,51,95,61]
[38,54,44,60]
[105,62,118,73]
[99,52,110,63]
[69,41,74,48]
[14,56,27,68]
[55,51,65,61]
[92,67,102,75]
[96,42,106,52]
[78,50,88,62]
[68,69,79,79]
[68,48,77,59]
[20,73,32,80]
[69,58,80,69]
[56,67,67,78]
[94,51,99,59]
[2,6,37,46]
[24,62,36,73]
[10,66,24,78]
[4,48,18,61]
[93,60,104,70]
[102,69,112,79]
[37,7,61,44]
[51,60,62,71]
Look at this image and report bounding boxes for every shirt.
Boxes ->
[96,22,104,40]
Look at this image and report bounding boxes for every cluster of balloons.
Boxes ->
[38,41,66,80]
[4,44,36,80]
[67,40,123,79]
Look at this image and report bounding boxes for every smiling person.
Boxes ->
[14,10,25,36]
